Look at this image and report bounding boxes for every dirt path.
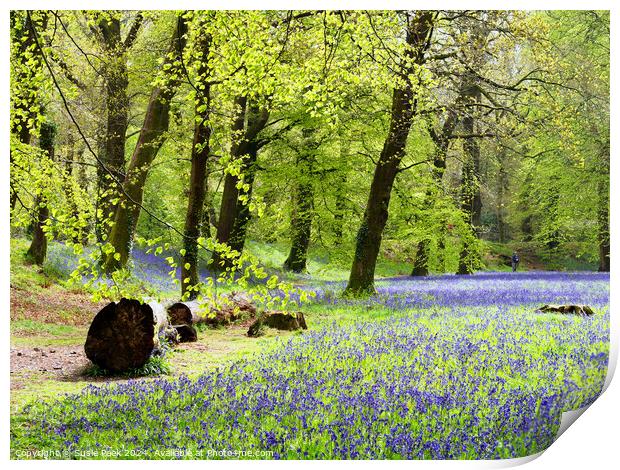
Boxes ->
[10,346,90,385]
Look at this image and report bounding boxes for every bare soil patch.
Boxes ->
[10,346,90,385]
[10,286,104,326]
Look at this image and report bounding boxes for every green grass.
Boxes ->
[11,320,84,338]
[11,322,87,349]
[245,239,414,281]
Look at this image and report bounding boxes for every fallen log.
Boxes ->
[537,304,595,316]
[166,300,197,342]
[84,298,172,372]
[248,311,308,337]
[168,292,257,327]
[85,293,303,372]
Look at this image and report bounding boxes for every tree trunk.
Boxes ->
[410,111,457,276]
[457,76,482,275]
[597,157,610,272]
[211,96,248,271]
[345,12,435,295]
[228,143,259,254]
[96,16,132,227]
[167,292,257,327]
[62,134,87,244]
[102,15,187,273]
[211,99,269,271]
[497,148,508,243]
[284,129,317,273]
[181,33,213,299]
[457,153,478,275]
[84,299,172,372]
[200,192,218,239]
[333,130,349,243]
[334,174,347,243]
[85,292,304,372]
[436,226,447,273]
[411,242,429,276]
[26,120,56,265]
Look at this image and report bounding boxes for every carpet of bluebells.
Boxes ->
[11,271,609,459]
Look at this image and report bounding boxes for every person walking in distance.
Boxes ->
[511,251,520,272]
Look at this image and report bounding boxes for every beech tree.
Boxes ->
[180,18,213,299]
[103,13,188,272]
[9,9,609,302]
[345,11,436,295]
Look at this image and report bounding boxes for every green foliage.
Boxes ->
[9,9,609,305]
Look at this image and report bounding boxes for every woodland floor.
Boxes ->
[9,238,600,410]
[9,284,298,410]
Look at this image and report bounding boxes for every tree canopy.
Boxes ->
[9,9,610,301]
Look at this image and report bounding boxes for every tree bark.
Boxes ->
[457,76,482,275]
[284,129,317,273]
[211,96,248,271]
[345,12,435,295]
[496,147,508,243]
[63,134,87,244]
[211,99,269,271]
[167,292,257,327]
[597,144,610,272]
[334,174,347,243]
[103,15,187,273]
[410,111,457,276]
[26,120,56,265]
[228,142,259,254]
[597,184,610,272]
[84,299,172,372]
[333,132,348,243]
[96,14,137,228]
[181,33,212,299]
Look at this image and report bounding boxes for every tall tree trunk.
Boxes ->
[228,142,259,254]
[333,132,348,243]
[436,227,447,273]
[93,13,143,240]
[284,129,317,273]
[457,76,482,275]
[411,111,457,276]
[181,33,212,299]
[598,182,610,272]
[211,99,269,271]
[26,120,56,265]
[496,147,508,243]
[597,143,610,272]
[333,173,347,243]
[200,192,217,239]
[103,15,187,273]
[411,242,430,276]
[63,134,86,244]
[211,96,247,271]
[544,189,561,251]
[97,16,131,228]
[345,12,435,295]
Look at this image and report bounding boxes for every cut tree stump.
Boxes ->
[166,300,197,343]
[537,304,595,316]
[84,298,166,372]
[248,311,308,337]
